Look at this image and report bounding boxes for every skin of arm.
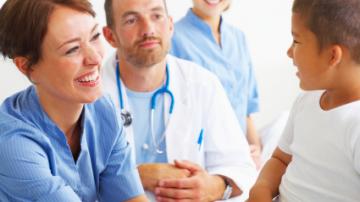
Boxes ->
[247,147,292,202]
[246,116,262,169]
[154,160,242,202]
[138,163,191,192]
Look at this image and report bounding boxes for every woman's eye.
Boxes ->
[65,46,79,55]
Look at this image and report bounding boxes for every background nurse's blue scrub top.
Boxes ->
[171,9,260,133]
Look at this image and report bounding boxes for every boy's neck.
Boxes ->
[320,63,360,110]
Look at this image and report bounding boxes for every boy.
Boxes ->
[248,0,360,201]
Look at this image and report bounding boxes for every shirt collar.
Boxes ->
[27,86,85,140]
[185,8,224,38]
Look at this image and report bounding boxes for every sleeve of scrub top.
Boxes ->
[98,126,144,202]
[0,131,81,202]
[246,59,260,115]
[203,74,257,193]
[240,32,260,116]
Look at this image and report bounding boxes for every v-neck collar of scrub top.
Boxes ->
[185,8,225,43]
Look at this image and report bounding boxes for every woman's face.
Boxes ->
[192,0,231,18]
[30,6,105,105]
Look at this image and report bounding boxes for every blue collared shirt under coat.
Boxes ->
[171,9,259,132]
[0,86,144,202]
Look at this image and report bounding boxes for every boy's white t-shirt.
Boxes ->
[278,90,360,202]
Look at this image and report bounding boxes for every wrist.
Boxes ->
[208,175,227,201]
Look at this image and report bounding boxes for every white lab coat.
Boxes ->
[102,54,256,201]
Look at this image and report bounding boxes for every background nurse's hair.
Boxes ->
[292,0,360,64]
[104,0,169,28]
[0,0,95,69]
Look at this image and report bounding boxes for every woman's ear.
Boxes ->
[13,57,30,76]
[13,56,35,83]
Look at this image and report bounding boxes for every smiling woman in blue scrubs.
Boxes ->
[170,0,262,169]
[0,0,147,201]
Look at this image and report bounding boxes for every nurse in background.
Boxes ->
[0,0,146,201]
[171,0,262,168]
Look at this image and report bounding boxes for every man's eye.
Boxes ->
[91,33,101,41]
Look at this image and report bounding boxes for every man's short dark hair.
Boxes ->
[104,0,168,28]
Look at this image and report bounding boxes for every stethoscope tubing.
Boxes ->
[115,59,175,153]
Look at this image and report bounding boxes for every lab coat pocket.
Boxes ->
[182,128,205,166]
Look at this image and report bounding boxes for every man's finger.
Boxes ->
[158,177,197,189]
[155,187,195,199]
[174,160,202,173]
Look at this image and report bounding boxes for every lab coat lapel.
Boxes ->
[164,56,194,163]
[120,80,136,151]
[108,56,136,157]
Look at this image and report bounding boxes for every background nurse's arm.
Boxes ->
[246,116,262,169]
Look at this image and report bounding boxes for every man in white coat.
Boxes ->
[102,0,256,201]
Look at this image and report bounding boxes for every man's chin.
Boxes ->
[127,51,166,68]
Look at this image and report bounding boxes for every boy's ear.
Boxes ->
[329,45,343,67]
[103,26,118,48]
[13,57,30,76]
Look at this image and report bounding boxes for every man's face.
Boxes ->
[106,0,173,68]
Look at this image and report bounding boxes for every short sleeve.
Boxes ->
[352,137,360,173]
[246,60,260,115]
[348,121,360,173]
[237,32,260,116]
[278,94,305,154]
[0,133,81,201]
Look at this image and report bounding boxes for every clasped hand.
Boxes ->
[138,160,225,202]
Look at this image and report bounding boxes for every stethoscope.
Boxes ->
[115,61,175,154]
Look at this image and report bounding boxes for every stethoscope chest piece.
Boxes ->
[121,110,132,127]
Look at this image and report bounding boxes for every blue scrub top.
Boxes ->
[171,9,259,132]
[0,86,144,202]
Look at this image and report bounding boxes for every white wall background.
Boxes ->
[0,0,299,127]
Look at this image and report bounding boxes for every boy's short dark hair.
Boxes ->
[0,0,95,68]
[104,0,168,28]
[293,0,360,64]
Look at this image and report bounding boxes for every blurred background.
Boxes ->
[0,0,300,128]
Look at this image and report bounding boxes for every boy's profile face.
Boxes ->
[287,13,332,91]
